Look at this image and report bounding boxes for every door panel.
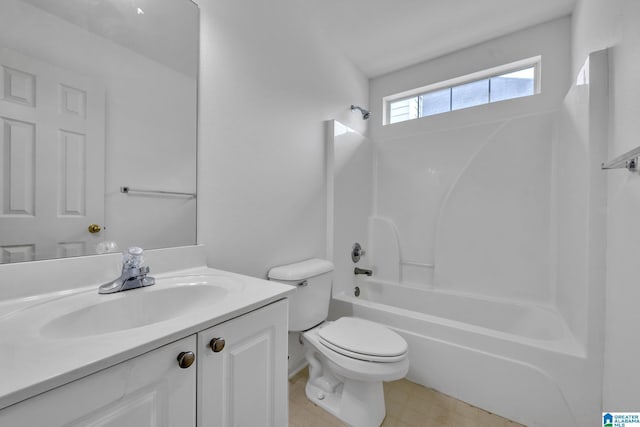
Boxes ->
[0,47,105,262]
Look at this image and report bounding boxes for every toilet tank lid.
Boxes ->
[268,258,334,281]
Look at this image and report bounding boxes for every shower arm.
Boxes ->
[350,104,370,120]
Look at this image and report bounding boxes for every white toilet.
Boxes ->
[268,259,409,427]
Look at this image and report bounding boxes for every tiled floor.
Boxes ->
[289,368,526,427]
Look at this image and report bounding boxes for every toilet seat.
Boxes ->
[317,317,408,363]
[303,323,409,383]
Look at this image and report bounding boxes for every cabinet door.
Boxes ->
[198,299,288,427]
[0,335,196,427]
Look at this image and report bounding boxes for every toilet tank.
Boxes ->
[268,258,334,332]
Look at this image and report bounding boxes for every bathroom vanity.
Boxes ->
[0,246,293,426]
[0,1,289,424]
[0,1,293,424]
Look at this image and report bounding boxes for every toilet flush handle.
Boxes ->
[297,280,308,287]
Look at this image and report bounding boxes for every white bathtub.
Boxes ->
[330,279,598,427]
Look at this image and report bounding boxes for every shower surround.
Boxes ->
[328,19,607,427]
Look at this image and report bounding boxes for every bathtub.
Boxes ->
[330,279,598,427]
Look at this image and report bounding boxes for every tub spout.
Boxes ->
[354,267,373,276]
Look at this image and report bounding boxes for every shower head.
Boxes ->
[351,104,371,120]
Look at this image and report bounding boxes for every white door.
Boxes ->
[197,300,289,427]
[0,47,105,263]
[0,335,197,426]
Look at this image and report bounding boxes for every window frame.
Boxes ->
[383,56,542,125]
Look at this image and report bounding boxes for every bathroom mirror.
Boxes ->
[0,0,198,264]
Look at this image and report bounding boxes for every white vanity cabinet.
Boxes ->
[197,299,289,427]
[0,298,289,427]
[0,335,197,427]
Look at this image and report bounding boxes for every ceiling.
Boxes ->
[303,0,577,77]
[21,0,198,77]
[21,0,576,80]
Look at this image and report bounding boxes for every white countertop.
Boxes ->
[0,265,293,410]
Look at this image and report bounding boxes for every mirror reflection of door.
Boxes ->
[0,48,105,263]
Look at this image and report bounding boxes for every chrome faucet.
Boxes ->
[354,267,373,276]
[99,247,155,294]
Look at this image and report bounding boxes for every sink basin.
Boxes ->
[40,275,243,339]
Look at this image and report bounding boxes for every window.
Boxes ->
[385,57,540,125]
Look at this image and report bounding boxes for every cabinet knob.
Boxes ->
[210,337,225,353]
[177,351,195,368]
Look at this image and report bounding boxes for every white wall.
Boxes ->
[196,0,369,279]
[572,0,640,411]
[0,0,197,254]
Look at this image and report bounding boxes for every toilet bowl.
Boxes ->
[303,318,409,426]
[268,259,409,427]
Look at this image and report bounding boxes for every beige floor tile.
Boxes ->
[289,368,526,427]
[381,415,400,427]
[398,406,433,427]
[444,412,477,427]
[427,390,458,411]
[406,394,441,417]
[385,385,412,405]
[477,408,518,427]
[386,398,408,419]
[454,399,482,421]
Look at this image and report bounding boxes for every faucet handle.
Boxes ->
[128,246,143,256]
[123,246,145,268]
[352,242,366,263]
